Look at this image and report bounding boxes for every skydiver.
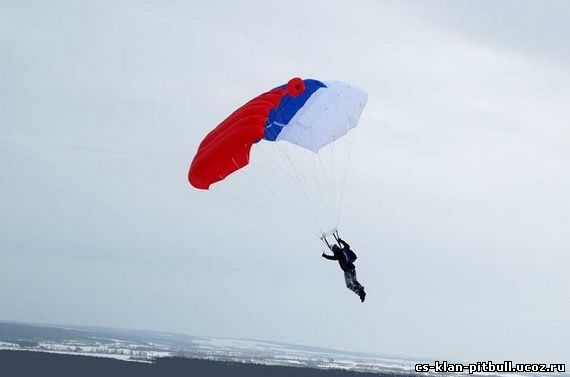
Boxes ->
[321,231,366,302]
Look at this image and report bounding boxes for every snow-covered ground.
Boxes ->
[0,322,548,376]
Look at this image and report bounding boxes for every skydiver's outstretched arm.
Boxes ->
[322,252,338,260]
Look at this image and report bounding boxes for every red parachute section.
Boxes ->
[188,87,288,190]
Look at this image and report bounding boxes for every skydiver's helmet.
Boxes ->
[331,245,341,253]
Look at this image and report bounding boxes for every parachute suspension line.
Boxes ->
[257,143,319,234]
[330,129,339,228]
[296,148,320,231]
[335,100,353,229]
[250,146,316,235]
[316,149,331,233]
[333,128,345,229]
[272,103,323,232]
[315,127,344,231]
[258,145,317,235]
[228,142,316,236]
[275,141,324,235]
[335,137,344,227]
[337,125,356,228]
[290,94,333,234]
[258,102,318,233]
[316,148,335,230]
[310,150,329,235]
[284,95,327,233]
[270,103,325,235]
[309,142,333,234]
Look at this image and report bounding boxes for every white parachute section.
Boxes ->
[277,81,368,152]
[210,81,368,238]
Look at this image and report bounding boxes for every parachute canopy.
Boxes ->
[189,77,367,190]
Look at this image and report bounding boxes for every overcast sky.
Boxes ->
[1,0,569,364]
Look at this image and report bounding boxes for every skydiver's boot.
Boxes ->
[358,288,366,303]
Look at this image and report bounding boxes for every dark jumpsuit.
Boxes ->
[323,239,364,295]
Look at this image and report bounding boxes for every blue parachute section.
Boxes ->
[264,79,326,141]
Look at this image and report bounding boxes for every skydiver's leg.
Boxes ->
[355,272,366,302]
[343,270,361,295]
[352,270,364,291]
